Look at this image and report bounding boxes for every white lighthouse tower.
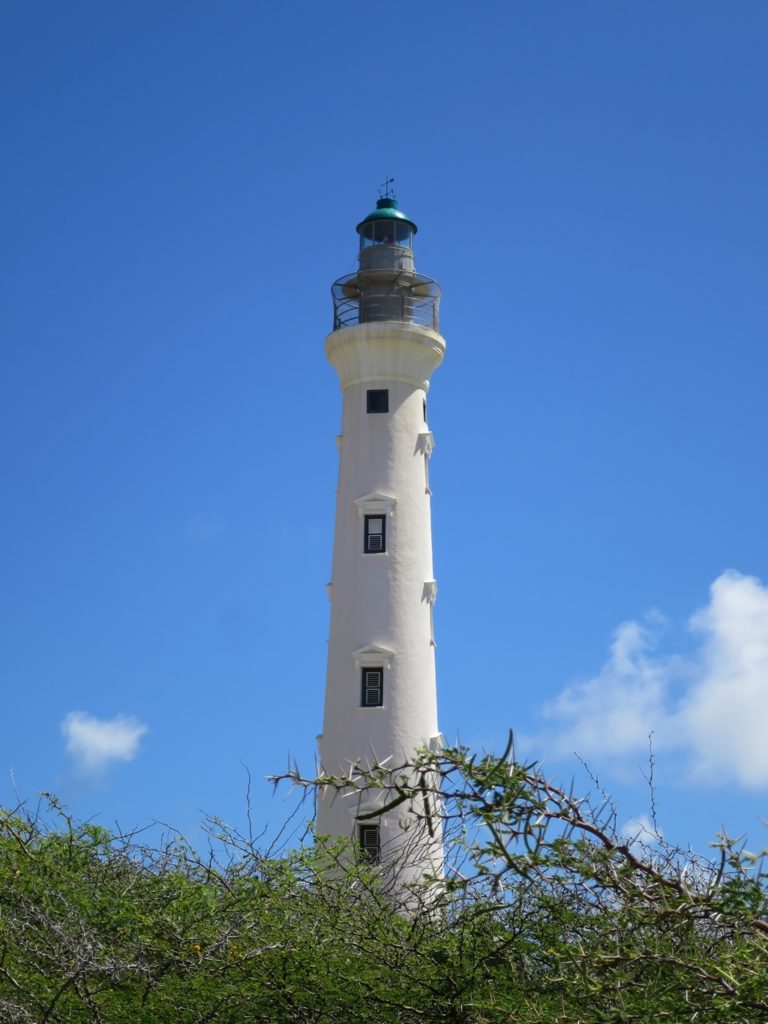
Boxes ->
[317,191,445,888]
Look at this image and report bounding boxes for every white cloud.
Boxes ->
[683,571,768,787]
[620,814,662,854]
[535,571,768,790]
[61,712,148,775]
[540,613,676,759]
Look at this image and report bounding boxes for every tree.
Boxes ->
[1,741,766,1022]
[283,737,768,1022]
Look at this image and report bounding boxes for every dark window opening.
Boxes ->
[361,667,383,707]
[423,398,427,422]
[364,514,386,553]
[358,824,381,863]
[367,389,389,414]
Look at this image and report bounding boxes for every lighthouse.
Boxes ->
[317,191,445,888]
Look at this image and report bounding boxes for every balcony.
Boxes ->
[331,271,441,332]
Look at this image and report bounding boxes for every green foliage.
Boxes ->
[1,744,766,1022]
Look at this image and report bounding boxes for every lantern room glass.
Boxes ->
[359,220,413,250]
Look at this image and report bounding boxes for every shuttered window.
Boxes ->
[361,667,383,707]
[364,515,385,553]
[358,824,381,863]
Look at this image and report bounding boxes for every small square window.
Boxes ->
[364,515,386,553]
[358,824,381,863]
[361,667,383,707]
[367,389,389,414]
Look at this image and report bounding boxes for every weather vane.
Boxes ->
[378,176,396,200]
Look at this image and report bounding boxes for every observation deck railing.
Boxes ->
[331,272,441,332]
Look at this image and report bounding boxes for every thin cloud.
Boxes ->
[533,571,768,790]
[620,815,663,854]
[61,712,148,775]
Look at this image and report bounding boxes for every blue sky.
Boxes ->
[2,1,767,857]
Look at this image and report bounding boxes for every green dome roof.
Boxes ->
[356,197,418,234]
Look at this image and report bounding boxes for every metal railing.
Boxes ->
[331,272,441,332]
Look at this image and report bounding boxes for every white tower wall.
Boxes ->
[318,318,445,887]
